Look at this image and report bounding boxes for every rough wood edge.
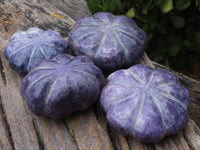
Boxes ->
[0,52,40,150]
[0,95,13,150]
[184,119,200,150]
[152,62,200,84]
[0,0,199,149]
[68,109,114,150]
[32,116,78,150]
[93,103,130,150]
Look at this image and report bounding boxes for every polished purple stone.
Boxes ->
[68,12,148,72]
[5,27,68,74]
[100,64,190,143]
[21,54,105,119]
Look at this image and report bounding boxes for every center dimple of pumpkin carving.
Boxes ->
[140,85,150,93]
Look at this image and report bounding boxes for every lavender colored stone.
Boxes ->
[5,27,68,74]
[100,64,190,143]
[21,54,105,119]
[68,12,147,72]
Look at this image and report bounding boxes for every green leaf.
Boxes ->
[195,32,200,43]
[142,0,152,14]
[142,24,148,32]
[195,32,200,39]
[125,8,135,18]
[183,40,192,47]
[161,0,173,13]
[114,0,123,11]
[86,0,100,7]
[101,0,109,11]
[163,56,170,67]
[175,0,191,10]
[154,0,162,6]
[168,34,182,45]
[171,54,186,68]
[196,0,200,9]
[170,16,185,28]
[148,14,157,30]
[168,45,180,57]
[185,25,194,37]
[157,19,168,34]
[135,12,148,22]
[107,0,115,12]
[154,54,164,62]
[86,0,101,13]
[134,0,143,3]
[147,32,153,39]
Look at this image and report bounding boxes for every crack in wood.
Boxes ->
[0,57,6,84]
[92,103,129,150]
[107,126,124,150]
[32,118,45,150]
[0,95,14,149]
[142,143,156,150]
[182,133,193,150]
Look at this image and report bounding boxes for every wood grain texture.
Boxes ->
[93,103,130,150]
[68,109,114,150]
[126,137,144,150]
[109,128,130,150]
[0,0,200,149]
[0,1,91,149]
[32,116,78,150]
[154,132,190,150]
[0,52,40,150]
[0,52,78,150]
[0,0,90,40]
[42,0,91,21]
[0,97,13,150]
[184,119,200,150]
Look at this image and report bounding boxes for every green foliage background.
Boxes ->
[86,0,200,69]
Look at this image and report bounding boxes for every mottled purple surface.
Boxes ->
[68,12,147,71]
[5,27,68,74]
[100,64,190,143]
[21,54,105,119]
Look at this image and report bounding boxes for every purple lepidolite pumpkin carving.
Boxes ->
[100,64,190,143]
[68,12,147,72]
[21,54,105,119]
[5,27,68,74]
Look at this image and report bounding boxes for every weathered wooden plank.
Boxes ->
[154,132,190,150]
[68,109,114,150]
[0,0,90,38]
[0,97,13,150]
[0,49,78,150]
[0,52,40,150]
[42,0,91,20]
[142,144,155,150]
[184,119,200,150]
[126,137,144,150]
[32,116,78,150]
[0,1,110,150]
[93,103,130,150]
[0,0,200,149]
[109,128,130,150]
